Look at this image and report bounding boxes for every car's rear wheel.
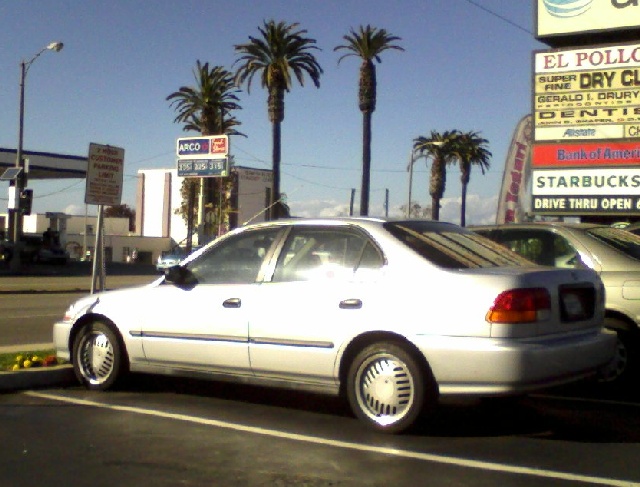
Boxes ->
[600,318,639,385]
[346,342,437,434]
[72,321,127,390]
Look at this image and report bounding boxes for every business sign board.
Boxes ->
[177,157,229,177]
[532,167,640,214]
[532,42,640,216]
[536,0,640,44]
[533,43,640,139]
[85,143,124,206]
[176,135,229,177]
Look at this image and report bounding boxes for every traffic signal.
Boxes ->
[19,189,33,215]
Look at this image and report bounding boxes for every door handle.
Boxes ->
[339,299,362,309]
[223,298,241,308]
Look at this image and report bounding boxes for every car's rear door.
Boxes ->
[248,225,385,382]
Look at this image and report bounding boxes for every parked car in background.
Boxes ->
[156,245,202,272]
[0,232,68,265]
[623,222,640,236]
[471,222,640,386]
[54,218,614,433]
[156,247,187,272]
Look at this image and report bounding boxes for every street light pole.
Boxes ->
[9,41,63,271]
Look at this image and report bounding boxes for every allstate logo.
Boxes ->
[542,0,593,18]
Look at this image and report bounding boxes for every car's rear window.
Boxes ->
[384,221,534,269]
[586,227,640,261]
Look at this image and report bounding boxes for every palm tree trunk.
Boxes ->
[460,182,468,227]
[272,120,282,220]
[360,111,372,216]
[431,196,440,221]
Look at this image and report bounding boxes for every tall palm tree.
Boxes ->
[335,25,404,216]
[413,130,458,221]
[166,61,242,249]
[234,20,323,219]
[167,61,241,136]
[452,131,491,227]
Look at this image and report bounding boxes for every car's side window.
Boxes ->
[186,228,279,284]
[496,230,582,268]
[272,227,383,282]
[497,230,553,265]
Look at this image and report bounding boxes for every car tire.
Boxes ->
[600,318,639,385]
[72,321,128,391]
[346,341,438,434]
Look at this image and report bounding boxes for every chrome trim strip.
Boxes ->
[130,331,333,349]
[250,337,334,349]
[131,331,248,344]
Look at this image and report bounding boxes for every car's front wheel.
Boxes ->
[72,321,127,390]
[346,342,438,434]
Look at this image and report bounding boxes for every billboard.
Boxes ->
[532,42,640,216]
[176,135,229,177]
[537,0,640,44]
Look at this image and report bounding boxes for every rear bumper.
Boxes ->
[416,329,617,396]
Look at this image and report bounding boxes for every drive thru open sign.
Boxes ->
[85,143,125,205]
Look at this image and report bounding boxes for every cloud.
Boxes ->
[289,194,499,225]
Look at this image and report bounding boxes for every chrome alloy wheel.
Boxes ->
[76,329,116,386]
[599,335,628,383]
[354,352,416,427]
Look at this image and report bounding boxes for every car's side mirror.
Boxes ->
[164,265,197,290]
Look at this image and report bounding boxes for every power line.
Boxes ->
[460,0,533,35]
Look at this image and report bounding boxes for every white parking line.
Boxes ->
[26,391,639,487]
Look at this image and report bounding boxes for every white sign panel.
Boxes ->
[85,143,125,205]
[537,0,640,38]
[533,167,640,196]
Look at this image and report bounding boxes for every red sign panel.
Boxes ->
[533,141,640,168]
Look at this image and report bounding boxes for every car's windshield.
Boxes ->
[384,221,534,269]
[586,227,640,261]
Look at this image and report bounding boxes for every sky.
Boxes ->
[0,0,546,224]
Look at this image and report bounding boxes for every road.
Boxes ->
[0,264,159,347]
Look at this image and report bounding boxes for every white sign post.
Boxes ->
[85,143,125,293]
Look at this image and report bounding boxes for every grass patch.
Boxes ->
[0,349,66,371]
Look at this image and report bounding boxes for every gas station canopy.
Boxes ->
[0,147,87,180]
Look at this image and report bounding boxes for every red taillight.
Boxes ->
[486,288,551,324]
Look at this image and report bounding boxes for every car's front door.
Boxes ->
[139,227,281,373]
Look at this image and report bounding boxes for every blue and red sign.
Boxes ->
[176,135,228,159]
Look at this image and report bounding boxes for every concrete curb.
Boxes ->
[0,364,76,392]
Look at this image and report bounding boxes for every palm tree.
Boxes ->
[166,61,242,249]
[335,25,404,216]
[413,130,458,221]
[167,61,241,136]
[234,20,323,219]
[451,131,491,227]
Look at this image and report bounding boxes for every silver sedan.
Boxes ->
[471,222,640,386]
[54,218,615,433]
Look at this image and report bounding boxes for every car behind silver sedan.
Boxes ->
[54,218,614,433]
[471,222,640,386]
